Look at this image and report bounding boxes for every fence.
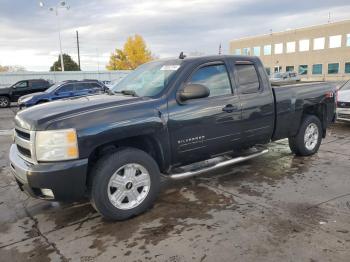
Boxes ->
[0,70,131,87]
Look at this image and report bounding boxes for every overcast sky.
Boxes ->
[1,0,350,71]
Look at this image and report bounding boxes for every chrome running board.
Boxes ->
[168,148,268,180]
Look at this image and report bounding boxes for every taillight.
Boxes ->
[325,91,334,98]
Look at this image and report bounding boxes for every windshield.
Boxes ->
[45,82,62,93]
[111,60,181,97]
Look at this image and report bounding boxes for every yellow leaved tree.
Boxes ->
[106,34,153,70]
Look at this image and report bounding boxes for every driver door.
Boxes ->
[167,62,242,166]
[12,81,29,101]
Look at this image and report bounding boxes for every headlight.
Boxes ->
[35,129,79,161]
[19,97,32,103]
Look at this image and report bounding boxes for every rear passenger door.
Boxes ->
[73,83,91,97]
[232,60,274,146]
[31,80,49,92]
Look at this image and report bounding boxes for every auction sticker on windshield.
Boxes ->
[160,65,180,71]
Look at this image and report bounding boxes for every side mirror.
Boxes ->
[179,84,210,101]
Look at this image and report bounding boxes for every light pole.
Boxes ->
[39,1,70,72]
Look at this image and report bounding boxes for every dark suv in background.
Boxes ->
[18,80,107,108]
[0,79,52,108]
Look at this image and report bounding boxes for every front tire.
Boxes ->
[0,96,10,108]
[89,148,160,220]
[288,115,322,156]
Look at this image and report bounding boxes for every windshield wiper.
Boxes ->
[114,90,138,97]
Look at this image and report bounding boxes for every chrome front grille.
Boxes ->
[14,127,36,163]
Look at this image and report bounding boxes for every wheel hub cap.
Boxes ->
[107,163,151,210]
[304,123,319,151]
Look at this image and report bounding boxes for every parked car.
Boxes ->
[0,79,52,108]
[17,80,107,108]
[270,71,301,86]
[336,80,350,122]
[10,55,336,220]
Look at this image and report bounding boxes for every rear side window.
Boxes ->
[31,81,46,88]
[58,84,74,93]
[90,83,103,89]
[235,64,260,94]
[74,83,90,91]
[189,64,232,97]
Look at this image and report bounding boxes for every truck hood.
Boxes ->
[338,90,350,102]
[15,94,145,130]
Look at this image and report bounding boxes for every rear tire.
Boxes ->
[89,148,160,220]
[288,115,322,156]
[0,96,10,108]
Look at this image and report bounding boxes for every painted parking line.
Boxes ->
[0,129,13,136]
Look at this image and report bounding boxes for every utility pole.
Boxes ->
[76,30,81,70]
[39,1,70,72]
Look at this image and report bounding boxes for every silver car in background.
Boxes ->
[337,80,350,122]
[270,71,301,86]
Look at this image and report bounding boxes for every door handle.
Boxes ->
[222,104,237,113]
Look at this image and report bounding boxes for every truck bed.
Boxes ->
[271,82,336,140]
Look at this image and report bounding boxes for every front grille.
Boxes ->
[14,127,35,163]
[337,101,350,108]
[17,145,31,158]
[16,129,30,139]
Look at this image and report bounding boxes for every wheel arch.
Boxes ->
[302,103,327,137]
[87,134,167,177]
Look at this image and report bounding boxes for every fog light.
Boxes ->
[41,188,54,198]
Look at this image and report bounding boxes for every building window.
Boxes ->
[253,46,260,56]
[264,45,271,55]
[242,47,250,56]
[265,67,271,75]
[313,37,325,50]
[299,65,308,75]
[274,43,283,54]
[274,66,282,73]
[286,42,295,53]
[299,39,310,52]
[328,63,339,74]
[347,34,350,47]
[312,64,323,75]
[345,62,350,73]
[235,49,241,55]
[329,35,342,48]
[286,66,294,72]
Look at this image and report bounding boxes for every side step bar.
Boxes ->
[168,149,268,180]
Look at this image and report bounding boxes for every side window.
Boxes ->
[14,81,28,88]
[235,64,260,94]
[31,81,45,88]
[74,83,90,91]
[57,84,74,93]
[188,64,232,97]
[90,83,103,89]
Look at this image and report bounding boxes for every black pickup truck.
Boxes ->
[0,79,52,108]
[9,55,336,220]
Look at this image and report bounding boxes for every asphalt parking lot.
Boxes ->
[0,107,350,262]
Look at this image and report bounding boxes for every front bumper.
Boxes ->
[337,108,350,122]
[9,144,88,201]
